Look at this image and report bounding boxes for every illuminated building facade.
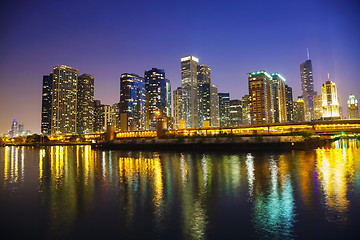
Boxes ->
[173,87,189,129]
[321,79,340,120]
[120,73,146,131]
[230,99,242,126]
[285,85,293,122]
[347,94,359,119]
[271,73,287,123]
[111,102,121,131]
[313,94,323,120]
[51,65,78,135]
[181,56,199,128]
[197,64,211,85]
[248,71,274,125]
[300,53,317,121]
[198,83,219,127]
[93,100,102,132]
[242,95,251,125]
[77,74,94,134]
[41,74,53,135]
[165,79,171,117]
[144,68,167,130]
[293,98,305,122]
[219,93,230,127]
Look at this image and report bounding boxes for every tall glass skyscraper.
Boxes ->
[165,79,171,118]
[300,51,317,121]
[218,93,230,127]
[198,83,219,127]
[248,71,274,125]
[181,56,199,128]
[144,68,167,130]
[173,87,189,129]
[77,74,94,134]
[51,65,78,135]
[271,73,287,123]
[285,85,294,122]
[119,73,146,131]
[41,74,53,135]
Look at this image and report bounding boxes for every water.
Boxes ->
[0,139,360,239]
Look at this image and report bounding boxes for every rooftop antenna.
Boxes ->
[328,73,330,81]
[307,48,310,60]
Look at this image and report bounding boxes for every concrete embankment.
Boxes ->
[92,135,328,152]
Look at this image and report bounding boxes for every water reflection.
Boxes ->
[315,140,356,225]
[2,146,25,188]
[0,140,359,239]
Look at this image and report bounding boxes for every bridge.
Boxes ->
[46,119,360,141]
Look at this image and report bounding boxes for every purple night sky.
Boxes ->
[0,0,359,134]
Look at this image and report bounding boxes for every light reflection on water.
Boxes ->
[0,140,360,239]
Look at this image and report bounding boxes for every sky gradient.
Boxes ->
[1,0,359,134]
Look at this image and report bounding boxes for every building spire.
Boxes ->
[306,48,310,60]
[328,73,330,81]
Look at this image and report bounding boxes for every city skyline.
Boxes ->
[1,0,360,134]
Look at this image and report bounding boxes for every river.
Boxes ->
[0,139,359,239]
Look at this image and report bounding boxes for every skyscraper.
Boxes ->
[119,73,146,131]
[229,99,242,127]
[313,94,323,120]
[165,79,171,118]
[93,100,103,132]
[111,102,121,131]
[181,56,199,128]
[271,73,287,123]
[144,68,167,130]
[51,65,78,135]
[41,74,53,135]
[198,83,219,127]
[197,64,211,85]
[321,78,340,120]
[248,71,274,125]
[218,93,230,127]
[285,85,294,122]
[77,74,94,134]
[347,94,359,119]
[300,50,317,121]
[293,98,305,122]
[242,95,251,125]
[173,87,189,129]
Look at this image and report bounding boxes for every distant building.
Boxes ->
[93,100,103,132]
[313,94,323,120]
[8,119,19,138]
[77,74,94,134]
[321,78,340,120]
[300,51,317,121]
[165,79,171,117]
[173,87,189,129]
[181,56,199,128]
[285,85,293,122]
[293,98,305,122]
[51,65,78,135]
[248,71,273,125]
[347,94,359,119]
[41,74,53,135]
[219,93,230,127]
[119,73,146,131]
[271,73,287,123]
[111,102,121,131]
[230,99,242,126]
[198,83,219,127]
[242,95,251,125]
[144,68,167,130]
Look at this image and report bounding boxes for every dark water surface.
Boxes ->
[1,139,360,239]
